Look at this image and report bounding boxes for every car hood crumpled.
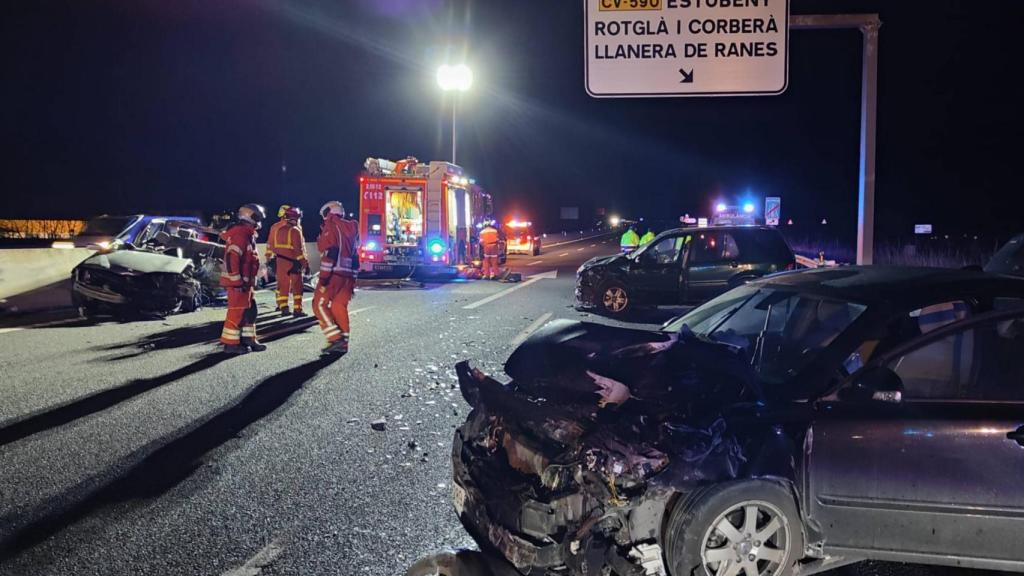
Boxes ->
[456,319,756,490]
[77,249,192,276]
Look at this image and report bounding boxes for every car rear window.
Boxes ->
[735,229,794,262]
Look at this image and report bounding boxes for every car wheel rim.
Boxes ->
[603,287,628,312]
[699,500,790,576]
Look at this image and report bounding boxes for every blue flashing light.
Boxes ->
[715,203,727,213]
[364,241,378,251]
[428,240,446,255]
[743,203,755,214]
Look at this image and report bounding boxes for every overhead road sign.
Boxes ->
[765,196,781,226]
[585,0,789,97]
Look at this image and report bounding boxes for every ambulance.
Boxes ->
[358,157,499,275]
[503,219,542,256]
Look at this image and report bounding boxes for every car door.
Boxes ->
[629,234,687,305]
[684,231,741,302]
[805,309,1024,566]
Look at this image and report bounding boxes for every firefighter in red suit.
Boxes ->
[479,220,501,280]
[219,203,267,355]
[265,205,309,316]
[313,200,359,356]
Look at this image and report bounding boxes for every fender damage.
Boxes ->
[450,319,803,576]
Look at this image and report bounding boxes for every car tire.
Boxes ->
[664,480,804,576]
[533,244,541,256]
[598,280,632,315]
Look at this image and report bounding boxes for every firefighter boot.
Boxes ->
[321,337,349,357]
[292,309,307,318]
[246,341,268,352]
[222,344,249,355]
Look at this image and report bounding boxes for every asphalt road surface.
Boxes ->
[0,231,675,576]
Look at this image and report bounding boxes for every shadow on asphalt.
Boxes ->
[0,355,231,448]
[0,354,341,559]
[94,315,307,360]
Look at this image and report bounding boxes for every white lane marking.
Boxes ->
[221,538,287,576]
[0,317,83,335]
[558,252,569,257]
[542,231,615,249]
[511,312,554,348]
[463,271,558,310]
[576,247,584,252]
[528,260,543,266]
[590,244,596,247]
[259,306,374,339]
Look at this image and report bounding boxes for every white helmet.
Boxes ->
[237,203,266,225]
[321,200,345,219]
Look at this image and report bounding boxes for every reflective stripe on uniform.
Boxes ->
[223,273,242,282]
[227,244,243,255]
[222,328,241,336]
[316,293,337,330]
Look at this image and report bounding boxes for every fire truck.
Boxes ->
[358,157,502,275]
[503,219,542,256]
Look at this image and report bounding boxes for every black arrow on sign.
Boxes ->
[679,68,694,83]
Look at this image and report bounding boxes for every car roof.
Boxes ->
[758,266,1024,308]
[659,225,780,235]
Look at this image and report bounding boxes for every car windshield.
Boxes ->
[985,234,1024,275]
[667,286,868,387]
[81,216,133,236]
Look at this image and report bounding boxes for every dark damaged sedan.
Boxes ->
[448,267,1024,576]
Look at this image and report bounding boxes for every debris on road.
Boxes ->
[370,418,387,431]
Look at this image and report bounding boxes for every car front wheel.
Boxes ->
[664,480,804,576]
[599,281,631,315]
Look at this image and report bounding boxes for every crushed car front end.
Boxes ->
[451,320,757,576]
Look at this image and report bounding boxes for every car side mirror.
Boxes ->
[839,366,904,403]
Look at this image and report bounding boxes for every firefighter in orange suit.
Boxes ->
[266,205,309,316]
[219,203,267,354]
[313,200,359,356]
[479,220,500,280]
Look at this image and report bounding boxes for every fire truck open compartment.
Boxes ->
[385,188,423,247]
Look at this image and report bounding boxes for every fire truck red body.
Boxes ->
[358,157,500,275]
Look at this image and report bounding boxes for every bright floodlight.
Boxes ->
[609,215,621,227]
[743,203,755,214]
[716,203,727,213]
[437,64,473,92]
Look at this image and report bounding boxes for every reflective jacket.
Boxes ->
[620,229,640,248]
[317,215,359,279]
[220,222,260,288]
[266,219,308,262]
[640,231,656,245]
[479,226,499,246]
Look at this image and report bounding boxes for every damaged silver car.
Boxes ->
[447,267,1024,576]
[72,219,225,317]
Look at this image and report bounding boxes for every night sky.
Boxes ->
[4,0,1023,242]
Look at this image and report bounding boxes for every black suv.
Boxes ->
[576,226,795,315]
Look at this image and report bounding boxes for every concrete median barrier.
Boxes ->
[0,248,93,313]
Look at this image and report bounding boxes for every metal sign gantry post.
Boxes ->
[791,14,881,265]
